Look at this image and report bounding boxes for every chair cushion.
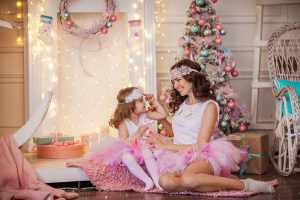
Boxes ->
[274,79,300,115]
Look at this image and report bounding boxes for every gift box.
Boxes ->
[33,135,74,145]
[230,132,269,175]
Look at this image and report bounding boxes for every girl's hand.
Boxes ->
[144,133,168,149]
[144,93,158,111]
[137,125,148,137]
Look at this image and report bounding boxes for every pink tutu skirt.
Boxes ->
[154,138,244,176]
[86,135,145,168]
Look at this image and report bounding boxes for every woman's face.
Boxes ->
[171,76,193,96]
[134,98,146,114]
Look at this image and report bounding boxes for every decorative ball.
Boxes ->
[215,36,222,45]
[219,77,225,83]
[192,24,200,33]
[231,70,239,77]
[211,0,218,3]
[63,12,70,19]
[200,49,209,57]
[221,120,228,128]
[158,123,163,129]
[184,48,191,56]
[110,14,117,22]
[220,29,227,35]
[198,19,206,26]
[189,7,197,15]
[216,95,222,102]
[160,129,167,136]
[239,124,247,132]
[200,64,206,71]
[66,20,73,28]
[224,64,233,72]
[106,22,112,28]
[101,27,108,34]
[204,29,211,36]
[159,93,168,101]
[227,100,235,109]
[196,0,206,6]
[216,24,223,31]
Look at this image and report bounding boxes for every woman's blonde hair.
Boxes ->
[109,87,140,128]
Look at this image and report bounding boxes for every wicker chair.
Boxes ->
[267,21,300,176]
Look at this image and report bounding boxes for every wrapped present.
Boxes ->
[230,132,269,175]
[33,136,52,145]
[33,135,74,145]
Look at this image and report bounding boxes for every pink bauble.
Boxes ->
[200,16,206,20]
[231,70,239,77]
[160,129,167,136]
[198,19,206,26]
[215,37,222,45]
[183,48,190,56]
[239,124,247,132]
[211,0,218,3]
[189,7,197,15]
[66,20,73,28]
[101,27,108,34]
[227,100,235,109]
[110,14,117,22]
[225,64,233,72]
[216,24,223,31]
[159,93,168,101]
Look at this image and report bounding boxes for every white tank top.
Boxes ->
[123,113,154,136]
[172,100,222,144]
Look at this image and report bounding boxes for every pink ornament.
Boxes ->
[183,48,190,56]
[66,20,73,28]
[211,0,218,3]
[189,7,197,15]
[198,19,206,26]
[216,24,223,31]
[101,27,108,34]
[225,64,233,72]
[231,70,239,77]
[159,93,168,101]
[110,14,117,22]
[239,124,247,132]
[160,129,167,136]
[200,16,206,20]
[215,36,222,45]
[227,100,235,109]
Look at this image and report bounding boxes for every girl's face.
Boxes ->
[133,97,146,114]
[171,76,193,96]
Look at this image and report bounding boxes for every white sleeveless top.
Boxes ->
[124,113,154,136]
[172,100,222,145]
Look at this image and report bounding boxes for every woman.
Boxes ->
[146,59,275,193]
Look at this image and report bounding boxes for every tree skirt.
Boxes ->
[66,160,278,198]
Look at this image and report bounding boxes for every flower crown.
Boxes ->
[119,87,144,104]
[170,65,202,80]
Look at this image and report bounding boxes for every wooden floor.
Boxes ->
[49,164,300,200]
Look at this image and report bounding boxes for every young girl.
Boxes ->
[90,87,166,191]
[146,59,276,194]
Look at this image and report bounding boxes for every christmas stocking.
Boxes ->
[37,15,53,45]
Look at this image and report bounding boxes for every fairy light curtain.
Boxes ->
[27,0,155,137]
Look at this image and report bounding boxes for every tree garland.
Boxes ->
[59,0,117,39]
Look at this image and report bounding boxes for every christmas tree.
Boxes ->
[175,0,251,134]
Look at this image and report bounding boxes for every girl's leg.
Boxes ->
[181,159,275,193]
[141,147,162,190]
[121,152,153,191]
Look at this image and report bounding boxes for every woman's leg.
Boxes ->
[141,147,162,190]
[121,152,153,191]
[158,172,187,192]
[181,159,274,193]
